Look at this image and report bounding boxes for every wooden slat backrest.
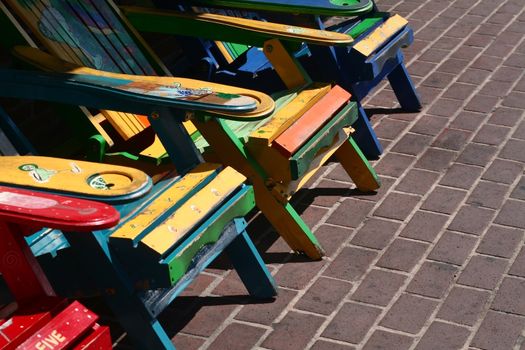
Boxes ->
[9,0,155,74]
[5,0,162,140]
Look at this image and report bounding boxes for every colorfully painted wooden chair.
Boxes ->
[0,185,116,349]
[0,67,278,349]
[141,0,421,159]
[0,0,380,260]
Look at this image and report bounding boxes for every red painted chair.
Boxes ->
[0,186,118,349]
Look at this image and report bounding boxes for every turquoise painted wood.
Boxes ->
[0,69,277,349]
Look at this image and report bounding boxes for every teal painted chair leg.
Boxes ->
[61,232,175,350]
[225,221,277,299]
[103,290,175,350]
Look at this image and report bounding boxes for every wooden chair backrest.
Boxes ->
[3,0,169,142]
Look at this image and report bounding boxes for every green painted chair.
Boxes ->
[139,0,420,159]
[0,0,380,260]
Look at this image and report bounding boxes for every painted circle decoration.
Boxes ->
[88,174,111,190]
[18,163,38,171]
[87,172,133,190]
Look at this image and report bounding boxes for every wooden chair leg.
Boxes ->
[388,62,422,111]
[193,118,325,260]
[352,104,383,160]
[225,224,278,298]
[334,137,381,192]
[64,232,175,350]
[253,183,325,259]
[104,291,175,350]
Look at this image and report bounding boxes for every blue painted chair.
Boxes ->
[0,68,277,349]
[138,0,421,159]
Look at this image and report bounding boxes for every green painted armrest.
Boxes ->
[121,6,353,47]
[176,0,374,16]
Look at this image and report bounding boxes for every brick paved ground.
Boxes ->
[0,0,522,348]
[140,0,525,348]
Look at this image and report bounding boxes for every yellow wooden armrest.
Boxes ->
[121,6,353,47]
[12,46,275,120]
[353,14,408,56]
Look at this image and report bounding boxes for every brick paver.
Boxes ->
[91,0,525,348]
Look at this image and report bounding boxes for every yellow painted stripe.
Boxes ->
[141,167,246,254]
[249,84,331,144]
[13,46,275,120]
[264,39,308,90]
[110,162,220,240]
[183,120,198,136]
[102,110,134,140]
[139,135,168,159]
[124,112,146,133]
[353,14,408,57]
[214,41,235,64]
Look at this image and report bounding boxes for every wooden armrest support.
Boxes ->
[0,186,119,232]
[121,6,352,46]
[5,47,275,121]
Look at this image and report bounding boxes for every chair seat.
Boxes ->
[20,162,254,291]
[195,84,357,196]
[109,164,254,289]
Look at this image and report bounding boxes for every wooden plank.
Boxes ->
[0,156,151,201]
[353,14,408,57]
[18,301,99,350]
[214,40,235,64]
[71,324,112,350]
[68,0,142,75]
[290,102,356,179]
[163,186,255,285]
[110,162,220,243]
[263,38,309,89]
[0,220,48,303]
[122,6,353,46]
[192,118,324,259]
[5,0,156,143]
[273,85,351,158]
[141,167,246,255]
[248,84,331,145]
[0,296,66,350]
[149,0,374,16]
[87,0,157,75]
[13,46,276,120]
[0,186,120,231]
[11,0,94,67]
